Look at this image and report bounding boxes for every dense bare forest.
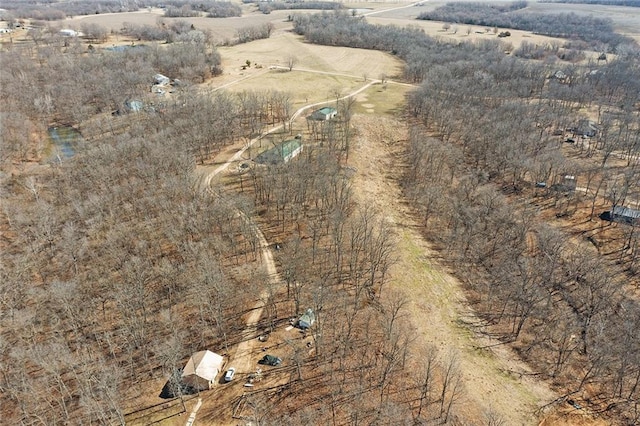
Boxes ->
[294,11,640,424]
[0,18,465,424]
[1,4,640,426]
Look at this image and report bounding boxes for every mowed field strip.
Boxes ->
[349,113,557,425]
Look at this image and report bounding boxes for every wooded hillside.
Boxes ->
[1,6,640,425]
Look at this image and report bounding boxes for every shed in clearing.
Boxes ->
[297,308,315,329]
[255,138,303,165]
[311,106,337,121]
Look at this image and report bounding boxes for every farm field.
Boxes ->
[370,0,640,42]
[210,32,404,106]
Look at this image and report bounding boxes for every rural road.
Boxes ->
[195,75,380,423]
[362,1,425,17]
[200,75,379,190]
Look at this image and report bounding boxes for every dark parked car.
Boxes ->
[258,355,282,366]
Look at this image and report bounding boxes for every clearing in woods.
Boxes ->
[97,4,637,424]
[186,34,562,424]
[348,112,557,425]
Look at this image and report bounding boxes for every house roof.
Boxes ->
[125,100,143,112]
[317,107,337,115]
[613,206,640,220]
[299,308,315,326]
[255,139,302,165]
[280,139,302,158]
[182,350,224,382]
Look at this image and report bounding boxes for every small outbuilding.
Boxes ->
[124,99,144,113]
[255,138,303,165]
[297,308,315,330]
[570,120,598,138]
[181,350,224,391]
[258,355,282,366]
[611,206,640,225]
[311,107,337,121]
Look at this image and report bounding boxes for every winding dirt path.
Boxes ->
[195,80,379,424]
[229,222,279,377]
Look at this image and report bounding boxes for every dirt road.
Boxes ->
[195,79,380,424]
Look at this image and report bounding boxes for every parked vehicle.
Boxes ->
[224,367,236,382]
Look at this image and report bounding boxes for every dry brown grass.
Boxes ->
[347,111,559,425]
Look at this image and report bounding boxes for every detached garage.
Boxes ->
[181,350,224,391]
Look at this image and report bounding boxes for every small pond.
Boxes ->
[48,126,82,160]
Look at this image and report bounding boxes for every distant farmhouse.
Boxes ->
[311,106,337,121]
[59,29,80,37]
[255,138,303,165]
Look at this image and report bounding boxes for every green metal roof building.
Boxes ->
[311,107,337,121]
[255,139,303,165]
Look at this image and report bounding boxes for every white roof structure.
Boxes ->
[181,350,224,390]
[60,29,79,37]
[154,73,171,86]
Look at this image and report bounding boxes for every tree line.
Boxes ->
[163,1,242,18]
[0,0,243,20]
[540,0,640,6]
[417,1,634,52]
[294,10,640,423]
[252,1,342,15]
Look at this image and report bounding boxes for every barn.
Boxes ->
[181,350,224,391]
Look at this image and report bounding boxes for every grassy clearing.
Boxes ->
[354,82,412,116]
[219,69,365,107]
